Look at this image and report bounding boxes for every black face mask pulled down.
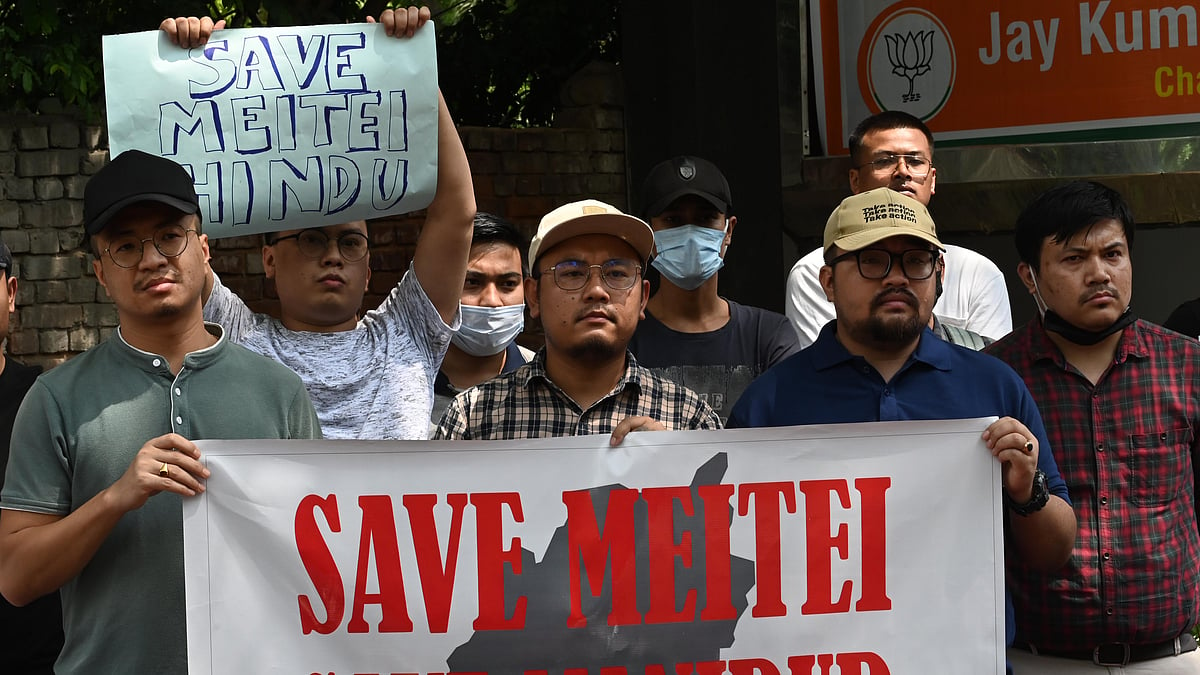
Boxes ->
[1042,306,1137,346]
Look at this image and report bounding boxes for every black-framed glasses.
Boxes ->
[271,229,369,262]
[103,225,197,269]
[856,153,932,182]
[830,248,938,280]
[541,259,642,291]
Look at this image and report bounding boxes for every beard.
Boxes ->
[843,287,928,348]
[144,283,203,319]
[565,335,624,364]
[865,312,926,345]
[150,303,186,318]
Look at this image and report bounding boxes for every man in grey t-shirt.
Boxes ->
[170,10,477,439]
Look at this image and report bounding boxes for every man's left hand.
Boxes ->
[982,416,1038,502]
[367,5,431,38]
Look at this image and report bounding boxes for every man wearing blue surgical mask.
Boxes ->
[430,213,534,429]
[629,156,800,422]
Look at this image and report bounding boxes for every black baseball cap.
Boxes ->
[83,149,200,237]
[640,155,732,218]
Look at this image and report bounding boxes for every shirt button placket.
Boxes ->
[172,373,186,435]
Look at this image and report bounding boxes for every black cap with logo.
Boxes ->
[640,155,732,218]
[83,149,200,237]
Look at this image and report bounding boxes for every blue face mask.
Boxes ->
[451,304,525,357]
[650,224,727,291]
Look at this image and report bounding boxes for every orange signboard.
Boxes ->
[813,0,1200,155]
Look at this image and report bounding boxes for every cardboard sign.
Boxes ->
[103,24,439,237]
[184,419,1006,674]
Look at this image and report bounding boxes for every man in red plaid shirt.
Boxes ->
[989,181,1200,672]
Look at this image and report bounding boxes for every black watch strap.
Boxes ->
[1005,469,1049,516]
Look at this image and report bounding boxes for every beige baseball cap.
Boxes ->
[528,199,655,266]
[823,187,944,252]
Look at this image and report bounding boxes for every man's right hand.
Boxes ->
[106,433,210,513]
[609,416,668,446]
[0,433,211,606]
[160,16,226,49]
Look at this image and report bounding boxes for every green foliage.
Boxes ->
[208,0,378,27]
[0,1,207,117]
[436,0,620,127]
[0,0,618,127]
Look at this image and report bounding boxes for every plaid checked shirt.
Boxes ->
[432,350,722,440]
[987,319,1200,649]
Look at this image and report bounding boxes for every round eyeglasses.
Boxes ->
[830,248,938,280]
[541,259,642,291]
[855,153,932,183]
[271,229,369,262]
[103,225,197,269]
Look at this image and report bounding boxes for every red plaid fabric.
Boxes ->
[987,319,1200,650]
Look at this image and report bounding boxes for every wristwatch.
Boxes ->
[1004,469,1049,516]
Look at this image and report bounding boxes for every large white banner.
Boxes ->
[103,24,439,238]
[184,419,1005,674]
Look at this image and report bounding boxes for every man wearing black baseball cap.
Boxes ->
[628,155,799,422]
[0,149,320,674]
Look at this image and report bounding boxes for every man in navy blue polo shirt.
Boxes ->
[729,187,1076,665]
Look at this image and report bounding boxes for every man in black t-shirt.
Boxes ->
[628,156,800,421]
[0,235,62,674]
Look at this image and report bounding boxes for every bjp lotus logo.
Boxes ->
[884,31,935,103]
[860,8,955,121]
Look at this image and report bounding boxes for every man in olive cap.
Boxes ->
[730,187,1075,672]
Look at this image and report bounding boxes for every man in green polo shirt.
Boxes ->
[0,150,320,674]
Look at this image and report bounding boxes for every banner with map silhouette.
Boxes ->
[184,419,1006,674]
[102,23,438,238]
[812,0,1200,153]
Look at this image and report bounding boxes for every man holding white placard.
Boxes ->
[165,8,478,440]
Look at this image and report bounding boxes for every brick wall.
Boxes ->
[0,63,625,370]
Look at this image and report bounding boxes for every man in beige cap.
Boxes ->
[433,199,720,442]
[728,187,1075,664]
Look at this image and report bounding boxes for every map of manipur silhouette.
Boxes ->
[447,453,755,674]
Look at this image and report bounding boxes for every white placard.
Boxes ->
[104,23,439,237]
